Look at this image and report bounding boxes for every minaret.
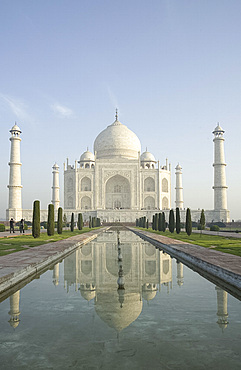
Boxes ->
[213,124,228,210]
[8,290,21,328]
[215,286,228,331]
[175,164,184,209]
[7,124,23,221]
[52,163,60,211]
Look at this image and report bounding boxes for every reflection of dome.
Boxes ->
[142,290,157,301]
[142,283,158,301]
[94,117,141,159]
[80,290,96,301]
[80,150,95,162]
[140,150,156,162]
[8,318,20,328]
[95,292,143,332]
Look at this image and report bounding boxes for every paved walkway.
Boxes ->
[0,229,48,238]
[0,228,107,295]
[130,228,241,300]
[193,229,241,238]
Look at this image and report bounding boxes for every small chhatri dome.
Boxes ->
[52,162,59,169]
[140,150,156,162]
[94,111,141,159]
[80,149,95,162]
[10,123,21,133]
[213,123,224,134]
[175,163,182,170]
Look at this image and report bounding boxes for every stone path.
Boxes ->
[130,228,241,300]
[0,228,107,295]
[193,229,241,238]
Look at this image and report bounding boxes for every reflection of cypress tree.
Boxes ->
[152,215,155,230]
[169,209,175,233]
[71,212,74,232]
[47,204,55,236]
[162,212,166,232]
[158,213,162,231]
[57,207,63,234]
[32,200,40,238]
[186,208,192,236]
[176,207,180,234]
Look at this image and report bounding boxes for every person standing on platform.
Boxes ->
[10,218,15,233]
[20,218,25,234]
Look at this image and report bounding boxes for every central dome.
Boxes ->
[94,116,141,159]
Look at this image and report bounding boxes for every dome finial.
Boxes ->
[115,108,118,121]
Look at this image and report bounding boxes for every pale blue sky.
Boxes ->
[1,0,241,219]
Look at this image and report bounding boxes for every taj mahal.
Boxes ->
[6,110,230,223]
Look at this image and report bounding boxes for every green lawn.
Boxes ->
[136,228,241,257]
[0,228,100,256]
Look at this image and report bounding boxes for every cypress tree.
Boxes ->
[176,207,181,234]
[63,213,67,227]
[78,213,83,230]
[186,208,192,236]
[158,213,162,231]
[143,216,146,228]
[136,218,139,227]
[169,209,175,233]
[89,216,92,229]
[57,207,63,234]
[32,200,40,238]
[152,215,155,230]
[155,213,158,231]
[71,212,74,232]
[162,212,166,232]
[47,204,55,236]
[146,219,149,229]
[200,209,205,230]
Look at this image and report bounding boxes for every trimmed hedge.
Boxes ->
[0,224,5,232]
[210,225,220,231]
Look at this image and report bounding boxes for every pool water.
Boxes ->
[0,230,240,369]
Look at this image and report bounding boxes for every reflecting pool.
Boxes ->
[0,229,241,369]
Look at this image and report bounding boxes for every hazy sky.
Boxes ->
[1,0,241,220]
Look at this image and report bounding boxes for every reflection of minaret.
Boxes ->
[53,263,60,286]
[176,261,184,286]
[8,290,21,328]
[215,286,228,331]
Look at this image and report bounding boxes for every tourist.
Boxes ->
[10,218,15,233]
[20,218,25,234]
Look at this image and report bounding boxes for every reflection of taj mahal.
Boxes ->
[7,231,229,332]
[64,230,172,331]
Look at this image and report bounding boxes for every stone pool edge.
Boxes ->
[0,228,109,295]
[129,228,241,300]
